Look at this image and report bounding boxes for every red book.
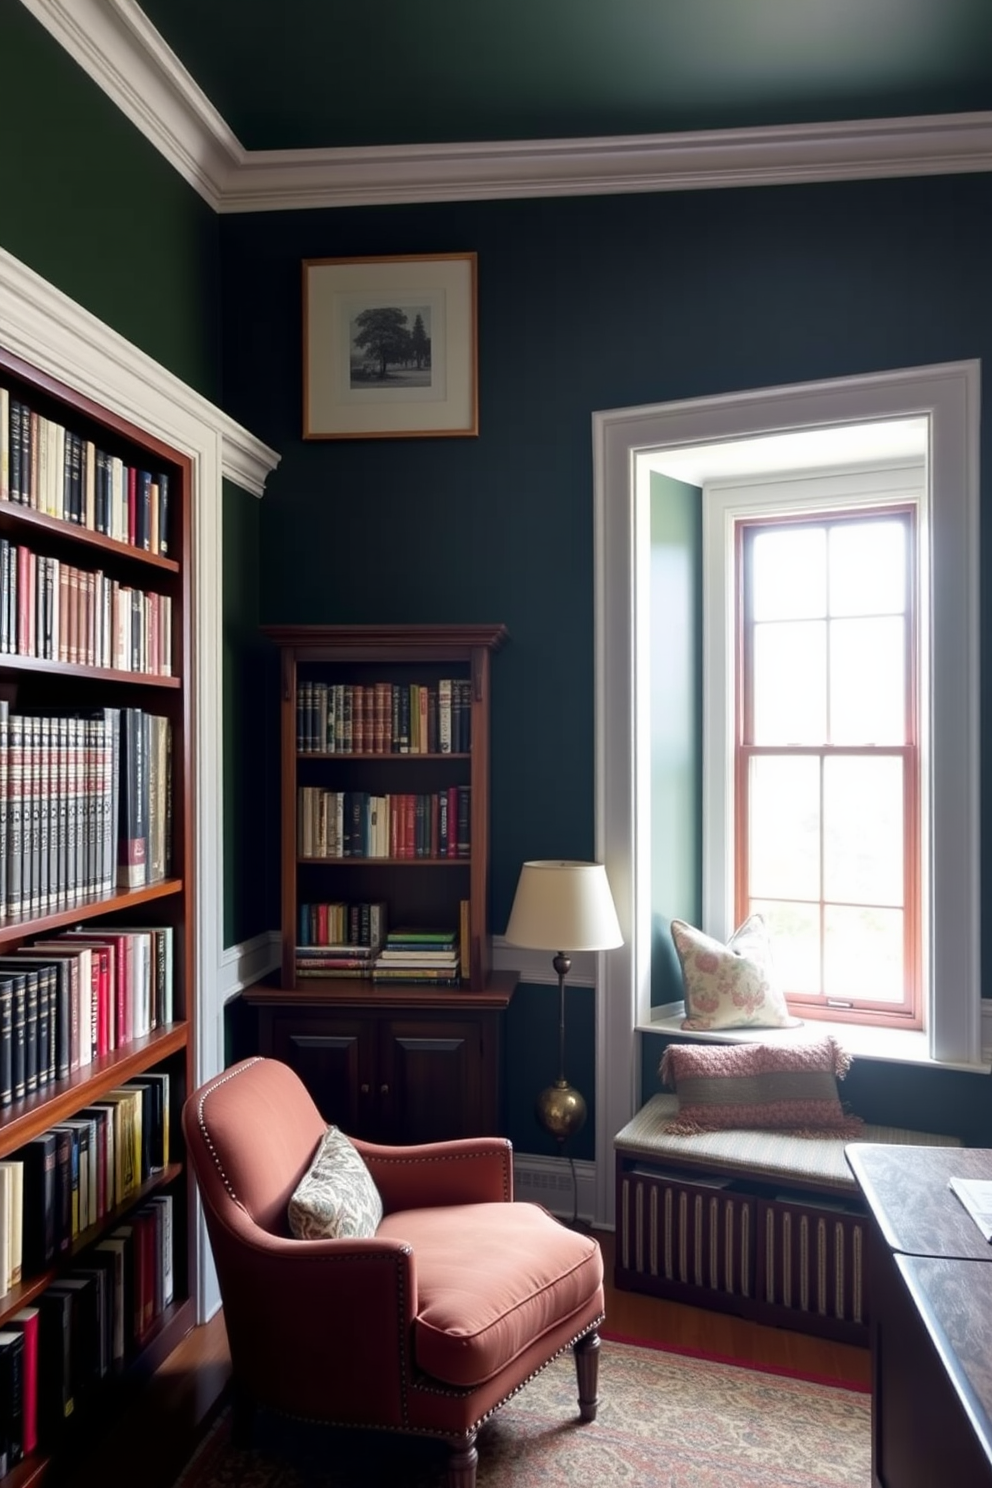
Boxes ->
[8,1306,38,1456]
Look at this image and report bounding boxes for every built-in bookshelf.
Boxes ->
[0,345,193,1485]
[248,625,516,1146]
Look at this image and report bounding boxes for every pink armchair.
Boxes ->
[182,1057,605,1487]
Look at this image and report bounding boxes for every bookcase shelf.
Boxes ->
[0,346,195,1480]
[253,624,516,1145]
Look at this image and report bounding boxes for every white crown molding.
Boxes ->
[20,0,992,213]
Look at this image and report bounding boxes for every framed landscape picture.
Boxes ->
[303,252,478,439]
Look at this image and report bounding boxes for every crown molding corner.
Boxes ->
[18,0,241,209]
[21,0,992,212]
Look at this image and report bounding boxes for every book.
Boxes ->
[7,1308,39,1455]
[37,1286,75,1439]
[146,1192,174,1306]
[0,1328,24,1473]
[948,1176,992,1241]
[0,1161,24,1287]
[117,706,148,889]
[123,1071,169,1170]
[50,1125,78,1252]
[91,1238,127,1366]
[12,1133,56,1273]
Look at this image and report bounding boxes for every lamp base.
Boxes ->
[535,1082,590,1231]
[535,1080,587,1143]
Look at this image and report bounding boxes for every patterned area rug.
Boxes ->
[172,1338,871,1488]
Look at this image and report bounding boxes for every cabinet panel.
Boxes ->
[267,1012,368,1133]
[379,1015,485,1143]
[248,983,515,1146]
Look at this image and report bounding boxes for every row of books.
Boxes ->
[297,786,471,860]
[0,538,173,675]
[296,678,472,755]
[0,386,171,556]
[3,1074,168,1294]
[295,925,463,985]
[0,1190,174,1466]
[0,703,172,920]
[297,900,386,950]
[0,927,174,1106]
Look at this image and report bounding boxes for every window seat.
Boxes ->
[614,1093,962,1345]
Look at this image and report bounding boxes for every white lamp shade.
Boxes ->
[504,860,623,953]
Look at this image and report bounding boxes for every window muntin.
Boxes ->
[735,507,920,1024]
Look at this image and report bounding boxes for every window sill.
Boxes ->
[641,1005,991,1075]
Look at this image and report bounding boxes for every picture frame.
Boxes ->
[302,252,478,439]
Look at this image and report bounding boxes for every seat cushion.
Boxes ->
[377,1201,603,1388]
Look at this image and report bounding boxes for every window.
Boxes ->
[734,502,921,1026]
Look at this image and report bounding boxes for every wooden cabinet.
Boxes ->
[255,625,515,1142]
[0,346,195,1482]
[244,977,516,1144]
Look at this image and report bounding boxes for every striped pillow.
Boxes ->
[658,1037,864,1137]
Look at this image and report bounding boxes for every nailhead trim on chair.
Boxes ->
[193,1057,267,1204]
[367,1148,513,1202]
[192,1058,415,1424]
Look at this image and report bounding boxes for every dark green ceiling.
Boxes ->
[139,0,992,152]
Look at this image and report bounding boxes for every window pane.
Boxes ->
[824,905,904,1001]
[753,621,825,743]
[749,756,820,900]
[830,617,906,743]
[829,520,906,617]
[752,527,825,620]
[823,756,904,906]
[753,899,821,994]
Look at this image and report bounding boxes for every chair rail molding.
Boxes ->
[0,241,280,1317]
[18,0,992,212]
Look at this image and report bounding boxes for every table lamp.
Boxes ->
[504,860,623,1225]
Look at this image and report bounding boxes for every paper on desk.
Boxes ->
[948,1177,992,1242]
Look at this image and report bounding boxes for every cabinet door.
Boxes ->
[265,1012,372,1136]
[377,1013,493,1144]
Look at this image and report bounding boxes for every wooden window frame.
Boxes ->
[733,505,922,1027]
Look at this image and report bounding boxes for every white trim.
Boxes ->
[221,930,282,1002]
[0,242,280,1320]
[19,1,992,211]
[593,362,982,1224]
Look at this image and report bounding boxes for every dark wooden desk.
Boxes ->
[847,1144,992,1488]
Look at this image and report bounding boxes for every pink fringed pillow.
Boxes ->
[658,1037,864,1137]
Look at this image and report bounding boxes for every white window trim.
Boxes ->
[593,362,983,1227]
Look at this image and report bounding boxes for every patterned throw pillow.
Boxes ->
[658,1036,864,1136]
[671,915,803,1031]
[288,1125,383,1240]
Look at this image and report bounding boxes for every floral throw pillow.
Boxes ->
[671,915,803,1031]
[288,1125,383,1241]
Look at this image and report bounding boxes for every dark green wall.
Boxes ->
[650,473,702,1008]
[0,2,221,399]
[219,172,992,1140]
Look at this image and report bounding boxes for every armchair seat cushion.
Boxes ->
[377,1201,603,1388]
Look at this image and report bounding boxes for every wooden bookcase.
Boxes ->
[249,624,516,1144]
[0,346,194,1485]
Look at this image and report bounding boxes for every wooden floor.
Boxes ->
[76,1227,870,1487]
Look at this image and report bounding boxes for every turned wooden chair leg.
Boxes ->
[447,1430,478,1488]
[574,1329,601,1422]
